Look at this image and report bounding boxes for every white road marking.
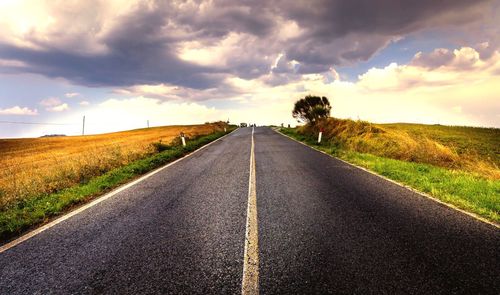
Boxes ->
[0,129,237,254]
[242,127,259,295]
[275,128,499,229]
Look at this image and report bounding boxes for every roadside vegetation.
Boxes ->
[0,122,234,240]
[283,96,499,224]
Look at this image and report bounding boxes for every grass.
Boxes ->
[0,123,234,241]
[280,121,500,225]
[299,118,499,179]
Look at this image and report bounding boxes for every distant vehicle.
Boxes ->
[240,123,248,127]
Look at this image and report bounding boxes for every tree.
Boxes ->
[292,95,331,124]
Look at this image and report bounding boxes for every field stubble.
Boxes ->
[0,123,226,209]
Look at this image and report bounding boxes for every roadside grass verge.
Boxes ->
[0,129,234,241]
[280,127,500,225]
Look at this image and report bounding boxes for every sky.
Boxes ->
[0,0,499,138]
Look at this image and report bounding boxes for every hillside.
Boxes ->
[298,118,499,179]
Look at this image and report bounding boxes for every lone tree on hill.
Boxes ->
[292,95,331,124]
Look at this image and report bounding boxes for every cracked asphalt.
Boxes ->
[1,127,499,294]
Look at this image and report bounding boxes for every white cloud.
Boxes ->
[65,92,80,98]
[0,106,38,115]
[357,47,500,92]
[79,100,90,106]
[40,97,62,107]
[39,97,69,112]
[0,0,139,53]
[47,103,69,112]
[0,59,26,67]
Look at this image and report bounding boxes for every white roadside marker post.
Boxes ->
[180,132,186,147]
[318,129,323,143]
[224,127,227,132]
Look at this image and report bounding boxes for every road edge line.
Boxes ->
[0,129,238,254]
[274,128,499,230]
[242,127,260,294]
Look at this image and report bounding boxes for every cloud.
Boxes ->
[65,92,80,98]
[411,47,488,71]
[79,100,90,106]
[0,58,26,68]
[40,97,69,112]
[40,97,62,107]
[0,0,494,89]
[411,48,455,68]
[0,106,38,115]
[357,47,500,91]
[47,103,69,112]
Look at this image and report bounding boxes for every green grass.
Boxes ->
[0,129,234,241]
[280,127,500,224]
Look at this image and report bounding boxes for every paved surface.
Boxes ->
[254,128,499,294]
[0,128,251,294]
[1,127,499,294]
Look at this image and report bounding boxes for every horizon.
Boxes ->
[1,1,499,138]
[1,119,498,140]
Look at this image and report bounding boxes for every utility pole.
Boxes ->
[82,115,86,136]
[147,120,149,128]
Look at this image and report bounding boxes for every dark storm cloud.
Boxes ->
[275,0,491,71]
[0,0,493,92]
[282,0,490,37]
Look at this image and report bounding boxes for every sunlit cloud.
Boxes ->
[46,103,69,112]
[0,106,38,115]
[39,97,69,112]
[65,92,80,98]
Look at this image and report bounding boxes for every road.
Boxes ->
[1,127,499,294]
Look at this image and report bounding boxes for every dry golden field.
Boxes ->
[0,122,227,208]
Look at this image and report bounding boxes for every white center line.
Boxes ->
[242,127,259,295]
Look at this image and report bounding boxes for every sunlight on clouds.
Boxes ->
[219,46,500,128]
[276,20,303,41]
[178,32,245,67]
[40,97,69,112]
[0,106,38,116]
[358,47,500,92]
[0,0,138,53]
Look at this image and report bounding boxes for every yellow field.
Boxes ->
[0,122,227,208]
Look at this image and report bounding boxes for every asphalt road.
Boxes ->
[1,127,499,294]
